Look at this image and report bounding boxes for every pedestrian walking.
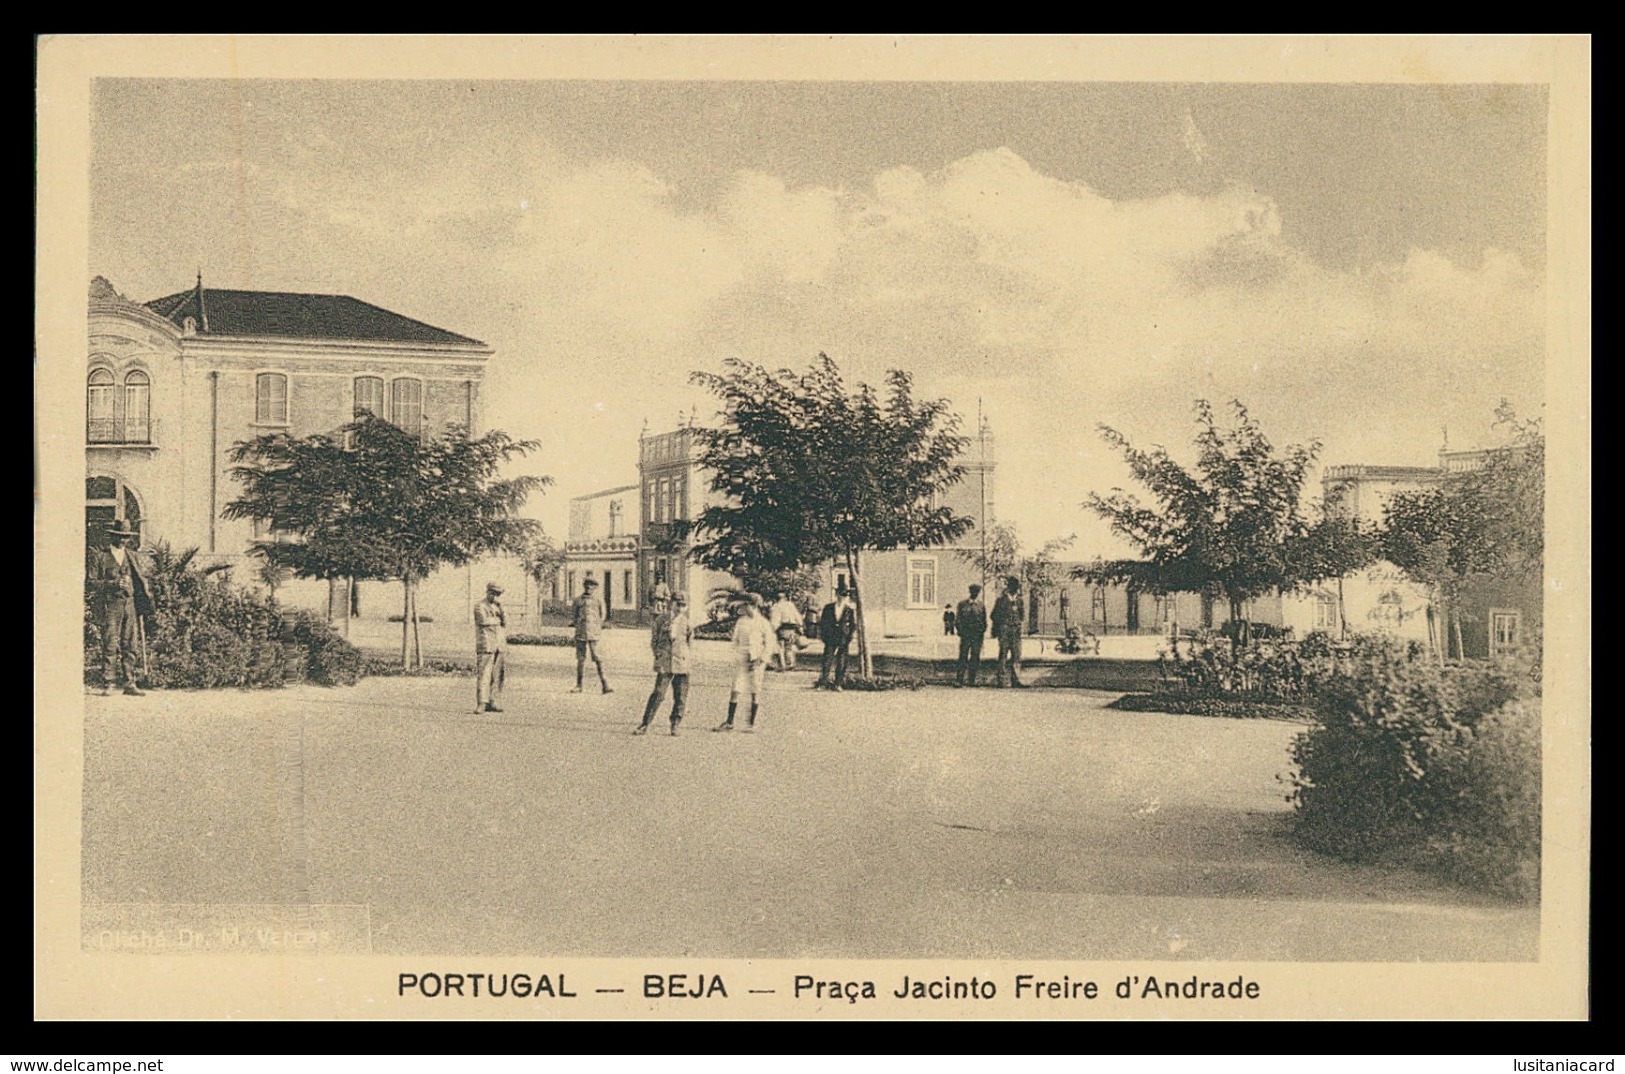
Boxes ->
[571,577,613,694]
[769,591,803,671]
[636,585,691,736]
[474,581,507,713]
[942,603,956,635]
[814,584,858,691]
[86,520,156,696]
[954,583,988,687]
[715,593,773,732]
[991,576,1026,688]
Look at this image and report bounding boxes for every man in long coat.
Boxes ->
[86,520,155,696]
[814,584,858,691]
[991,575,1027,688]
[954,583,988,687]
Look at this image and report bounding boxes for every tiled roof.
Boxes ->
[145,287,485,346]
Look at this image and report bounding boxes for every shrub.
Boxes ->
[287,609,363,686]
[505,633,574,647]
[1287,639,1537,900]
[84,542,361,690]
[832,674,925,692]
[694,619,734,640]
[1108,693,1313,721]
[360,657,473,678]
[386,614,435,623]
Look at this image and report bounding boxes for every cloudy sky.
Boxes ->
[90,79,1546,555]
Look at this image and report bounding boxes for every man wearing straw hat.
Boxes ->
[86,520,155,696]
[474,581,508,713]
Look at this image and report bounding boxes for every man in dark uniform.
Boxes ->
[954,583,988,687]
[991,575,1027,688]
[86,520,155,696]
[814,584,857,691]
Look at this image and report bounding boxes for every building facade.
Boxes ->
[562,484,641,623]
[635,428,736,623]
[817,419,999,637]
[86,275,504,623]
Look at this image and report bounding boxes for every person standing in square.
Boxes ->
[954,583,987,687]
[571,577,612,694]
[815,584,858,691]
[636,584,690,735]
[474,581,507,713]
[715,594,773,732]
[769,591,803,671]
[991,576,1027,688]
[86,520,154,696]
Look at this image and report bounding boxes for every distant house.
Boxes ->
[565,419,999,632]
[1032,446,1538,658]
[562,484,642,624]
[86,275,521,622]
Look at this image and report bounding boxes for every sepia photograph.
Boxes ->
[36,35,1590,1020]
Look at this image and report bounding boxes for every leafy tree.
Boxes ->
[225,414,548,669]
[1080,399,1361,645]
[681,354,974,677]
[1382,403,1543,662]
[516,531,567,618]
[956,523,1076,630]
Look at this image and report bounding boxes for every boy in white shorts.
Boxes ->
[715,593,773,733]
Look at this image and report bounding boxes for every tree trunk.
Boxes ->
[1336,574,1348,640]
[1451,609,1465,665]
[847,548,872,680]
[411,581,423,671]
[399,578,412,669]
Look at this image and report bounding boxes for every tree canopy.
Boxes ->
[682,354,974,675]
[225,414,547,667]
[957,523,1076,614]
[1381,403,1544,659]
[1080,399,1367,629]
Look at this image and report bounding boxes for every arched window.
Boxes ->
[354,376,385,419]
[85,474,143,549]
[87,368,115,442]
[255,373,289,425]
[123,370,151,443]
[389,378,423,437]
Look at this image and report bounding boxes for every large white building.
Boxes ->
[86,275,524,623]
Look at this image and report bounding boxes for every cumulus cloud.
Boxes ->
[103,140,1543,551]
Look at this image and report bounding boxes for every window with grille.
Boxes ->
[1313,592,1338,630]
[255,373,289,425]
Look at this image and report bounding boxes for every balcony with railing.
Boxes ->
[87,417,159,447]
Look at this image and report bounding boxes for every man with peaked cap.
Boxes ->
[85,520,155,696]
[474,581,507,713]
[636,585,691,736]
[571,576,612,694]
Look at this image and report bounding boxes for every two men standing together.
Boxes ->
[953,576,1025,688]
